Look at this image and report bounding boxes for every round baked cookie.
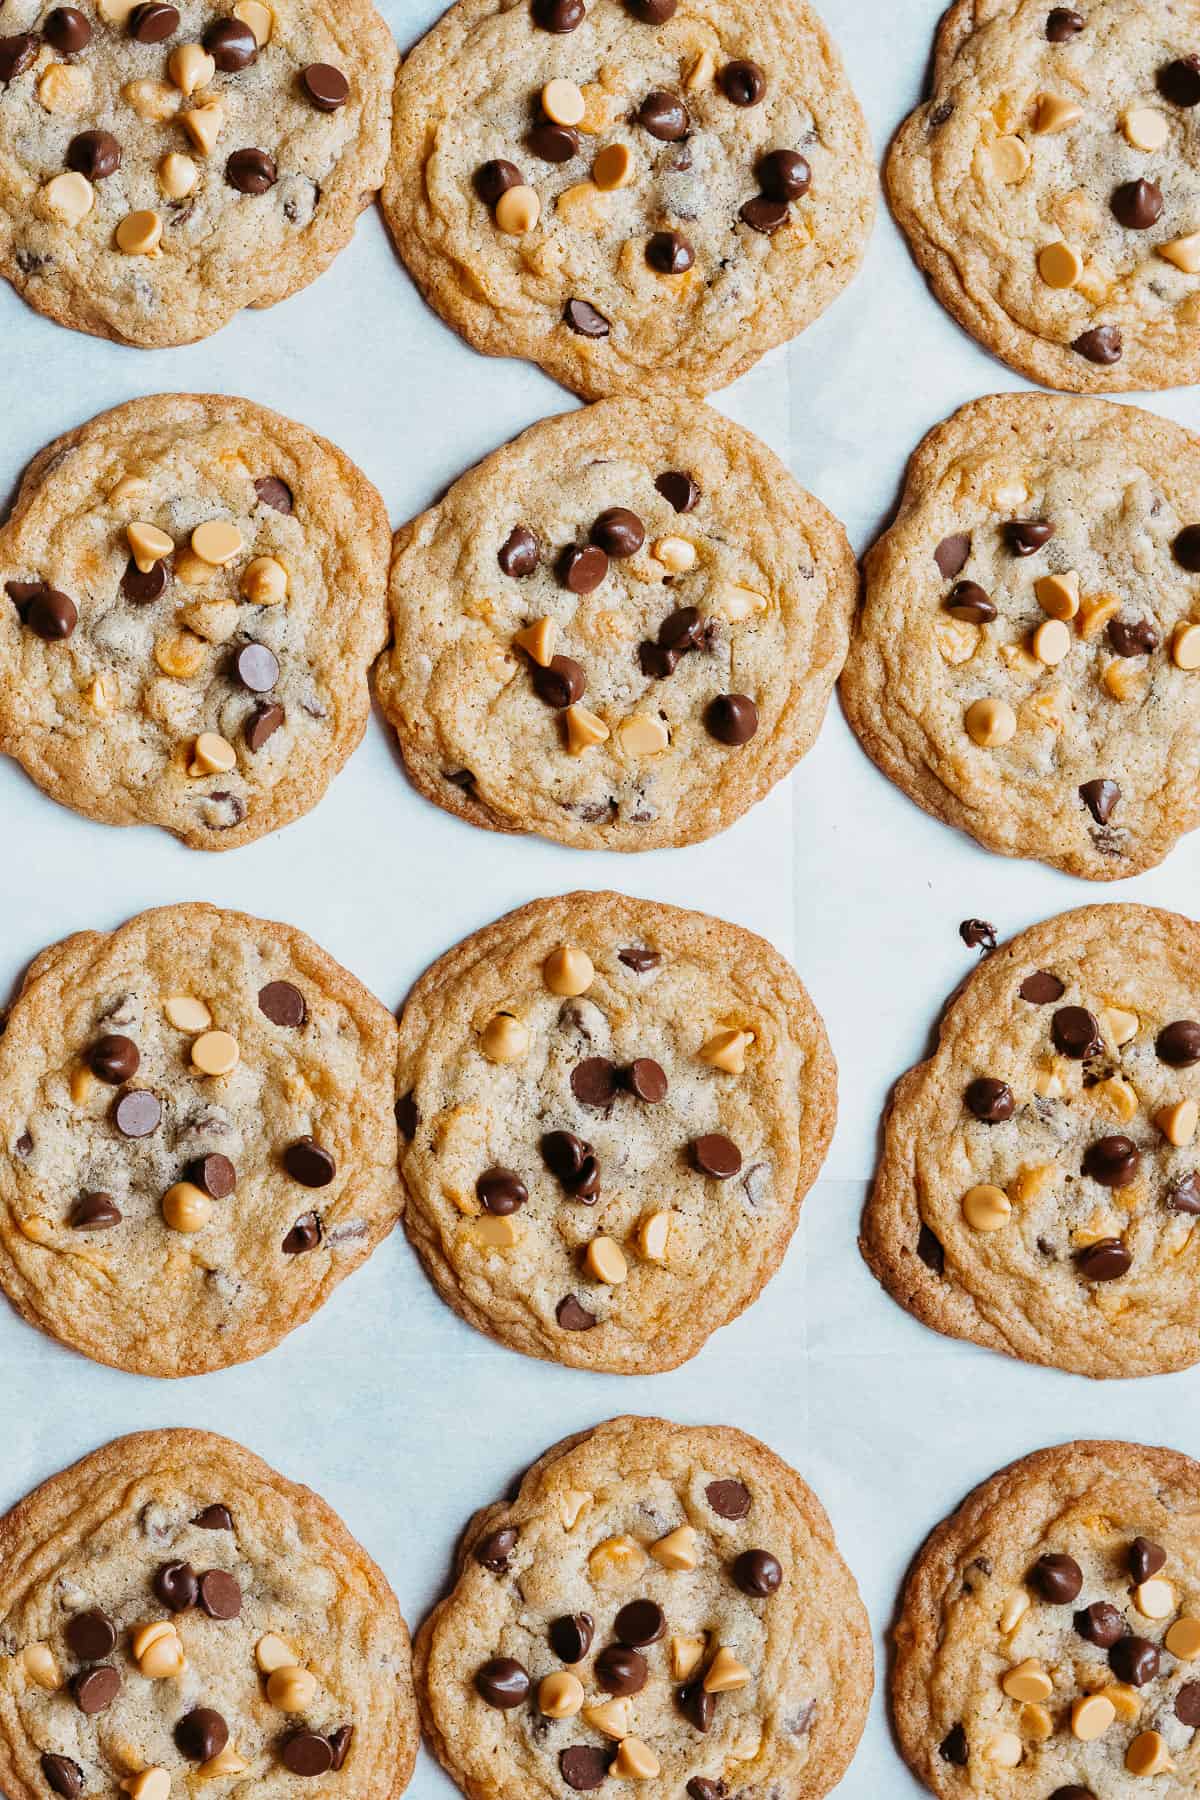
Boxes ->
[861,903,1200,1381]
[0,393,389,851]
[841,392,1200,881]
[377,399,857,851]
[0,1428,418,1800]
[0,901,401,1376]
[894,1439,1200,1799]
[889,0,1200,392]
[0,0,395,347]
[395,891,836,1373]
[417,1415,872,1800]
[381,0,873,399]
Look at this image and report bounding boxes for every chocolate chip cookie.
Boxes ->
[381,0,873,399]
[841,392,1200,881]
[894,1439,1200,1798]
[861,902,1200,1380]
[417,1415,871,1800]
[0,1427,417,1800]
[396,891,836,1373]
[0,0,395,346]
[376,398,857,850]
[0,901,400,1376]
[889,1,1200,392]
[0,394,389,850]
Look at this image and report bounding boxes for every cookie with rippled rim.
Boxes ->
[377,399,856,850]
[895,1439,1200,1797]
[889,0,1200,392]
[382,0,873,398]
[396,891,835,1372]
[0,1428,417,1799]
[0,394,389,849]
[0,0,394,347]
[0,902,400,1375]
[841,393,1200,880]
[417,1415,871,1800]
[862,902,1200,1379]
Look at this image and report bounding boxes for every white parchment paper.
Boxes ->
[1,2,1199,1793]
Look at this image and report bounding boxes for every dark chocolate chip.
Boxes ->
[1004,519,1054,556]
[571,1057,619,1108]
[70,1191,121,1230]
[245,700,285,751]
[938,1724,968,1766]
[647,228,693,272]
[44,8,92,53]
[1075,1601,1124,1647]
[1052,1005,1101,1058]
[258,981,306,1028]
[1169,1172,1200,1214]
[114,1090,161,1138]
[90,1033,139,1084]
[1031,1551,1082,1603]
[67,129,121,179]
[153,1560,198,1611]
[193,1505,233,1531]
[499,527,539,579]
[691,1133,741,1179]
[1157,1020,1200,1066]
[628,0,676,18]
[615,1599,665,1645]
[1108,617,1159,657]
[282,1212,322,1255]
[732,1549,781,1596]
[1129,1536,1166,1582]
[395,1092,419,1140]
[1073,325,1122,365]
[41,1756,84,1799]
[474,159,523,206]
[66,1608,116,1660]
[476,1167,528,1214]
[1109,1634,1160,1686]
[199,1570,241,1619]
[1159,56,1200,107]
[1046,8,1084,39]
[475,1657,530,1707]
[678,1679,715,1732]
[176,1708,228,1762]
[1080,778,1120,825]
[687,1782,726,1800]
[627,1057,667,1102]
[300,61,348,109]
[591,508,645,558]
[532,653,587,707]
[564,298,610,337]
[1174,524,1200,571]
[529,121,580,161]
[533,0,584,28]
[560,1747,611,1791]
[944,581,996,624]
[934,534,971,579]
[1176,1681,1200,1726]
[255,476,294,514]
[15,583,78,641]
[559,544,609,594]
[719,59,765,105]
[619,946,661,972]
[282,1733,334,1776]
[706,1478,750,1519]
[916,1223,945,1274]
[638,90,689,140]
[656,471,698,513]
[475,1527,518,1572]
[738,196,789,235]
[705,693,757,745]
[130,3,179,41]
[204,16,256,67]
[284,1137,335,1187]
[550,1612,593,1662]
[234,642,279,692]
[189,1153,236,1199]
[965,1077,1014,1122]
[328,1727,353,1771]
[556,1293,597,1331]
[1082,1134,1140,1187]
[70,1666,119,1714]
[1112,178,1163,230]
[1020,969,1064,1003]
[542,1130,600,1198]
[659,605,704,650]
[758,148,810,201]
[1076,1237,1132,1281]
[121,556,166,601]
[596,1643,648,1694]
[0,34,39,82]
[226,147,277,193]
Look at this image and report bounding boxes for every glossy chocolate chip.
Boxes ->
[71,1666,119,1714]
[627,1057,667,1102]
[615,1599,665,1645]
[1004,519,1054,555]
[571,1057,619,1108]
[660,605,704,649]
[647,228,694,272]
[719,59,765,105]
[1080,778,1120,825]
[1112,178,1163,230]
[592,508,645,558]
[477,1168,528,1214]
[550,1612,594,1662]
[556,1293,597,1330]
[193,1505,234,1530]
[1174,524,1200,571]
[564,297,610,337]
[475,159,523,206]
[945,581,996,623]
[1052,1006,1101,1058]
[282,1733,334,1777]
[541,1130,600,1198]
[1159,55,1200,107]
[328,1728,353,1771]
[199,1570,241,1619]
[300,61,348,109]
[619,946,661,972]
[759,148,810,201]
[234,642,279,691]
[245,700,284,751]
[678,1679,715,1731]
[154,1560,198,1611]
[259,981,306,1028]
[559,544,609,594]
[44,8,92,52]
[1129,1536,1166,1582]
[1075,1601,1124,1647]
[114,1089,160,1137]
[638,90,689,140]
[1110,1634,1160,1686]
[739,196,789,235]
[1020,969,1064,1003]
[533,0,584,28]
[691,1133,742,1179]
[41,1756,84,1799]
[204,16,256,66]
[284,1137,335,1187]
[1082,1135,1140,1187]
[964,1077,1014,1122]
[1108,617,1159,657]
[18,584,77,640]
[1073,325,1122,365]
[560,1747,611,1791]
[1158,1020,1200,1066]
[70,1191,122,1230]
[705,694,758,745]
[532,654,587,707]
[189,1153,236,1199]
[938,1724,968,1766]
[255,477,293,514]
[1076,1237,1132,1281]
[0,33,39,81]
[476,1657,530,1707]
[656,471,699,513]
[498,526,539,577]
[121,556,166,601]
[282,1212,322,1255]
[629,0,676,18]
[1046,7,1084,38]
[733,1549,781,1596]
[67,129,121,179]
[530,121,580,162]
[177,1708,229,1762]
[1176,1681,1200,1726]
[130,3,179,41]
[1031,1551,1083,1603]
[227,147,277,193]
[706,1478,751,1518]
[596,1643,648,1693]
[90,1033,138,1084]
[475,1527,518,1572]
[66,1608,116,1660]
[934,534,971,578]
[1169,1172,1200,1214]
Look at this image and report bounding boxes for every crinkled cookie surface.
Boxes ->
[841,393,1200,881]
[0,1428,417,1800]
[0,902,400,1376]
[417,1415,871,1800]
[0,394,389,851]
[888,0,1200,392]
[383,0,873,398]
[377,398,857,851]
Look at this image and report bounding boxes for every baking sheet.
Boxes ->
[1,1,1199,1793]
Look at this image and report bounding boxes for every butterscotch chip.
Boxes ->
[700,1027,754,1073]
[1001,1659,1052,1702]
[614,1738,659,1780]
[123,77,178,120]
[192,520,244,566]
[964,697,1016,747]
[1038,241,1082,289]
[617,713,669,756]
[543,946,593,996]
[538,1671,584,1718]
[1103,1682,1141,1723]
[21,1643,61,1690]
[169,43,216,95]
[962,1183,1011,1231]
[652,534,696,572]
[266,1665,318,1710]
[1126,1730,1173,1776]
[1077,591,1120,639]
[998,1591,1029,1634]
[650,1525,698,1570]
[133,1619,186,1677]
[513,617,557,666]
[473,1213,518,1248]
[1166,1616,1200,1660]
[181,100,226,155]
[584,1236,627,1284]
[1102,1005,1138,1047]
[1160,232,1200,275]
[495,185,540,235]
[190,731,237,774]
[592,142,633,190]
[162,1181,214,1233]
[1034,92,1082,133]
[1122,106,1169,151]
[116,210,163,255]
[164,995,212,1031]
[1132,1576,1176,1618]
[480,1012,529,1062]
[703,1647,750,1693]
[988,134,1031,183]
[1072,1692,1116,1740]
[1032,618,1070,665]
[564,702,610,754]
[38,62,92,113]
[636,1211,671,1262]
[199,1746,249,1778]
[670,1633,706,1679]
[1019,1701,1052,1740]
[1035,570,1080,619]
[255,1633,297,1673]
[43,171,94,225]
[128,520,174,570]
[984,1731,1022,1766]
[154,630,207,679]
[1172,621,1200,670]
[240,555,288,604]
[542,78,585,125]
[121,1773,170,1800]
[191,1029,239,1076]
[233,0,274,44]
[587,1536,646,1584]
[582,1697,633,1739]
[1156,1100,1198,1147]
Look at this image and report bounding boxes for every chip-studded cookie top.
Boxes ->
[0,0,395,346]
[377,399,856,851]
[893,1440,1200,1799]
[0,394,389,850]
[417,1415,871,1800]
[395,891,836,1373]
[842,393,1200,881]
[0,1429,417,1800]
[889,0,1200,393]
[0,902,400,1376]
[382,0,873,399]
[862,903,1200,1380]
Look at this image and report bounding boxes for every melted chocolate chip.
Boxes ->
[614,1600,665,1645]
[591,508,645,558]
[204,16,256,67]
[475,1527,518,1572]
[300,61,348,109]
[44,8,92,53]
[1073,325,1122,365]
[282,1212,322,1255]
[1110,1635,1160,1686]
[759,148,810,201]
[1176,1681,1200,1726]
[1169,1172,1200,1215]
[550,1613,594,1662]
[738,196,790,235]
[89,1033,139,1084]
[282,1733,334,1777]
[945,581,996,623]
[1129,1536,1166,1583]
[0,33,39,82]
[199,1570,241,1619]
[41,1756,84,1799]
[1160,56,1200,107]
[530,121,580,161]
[1080,778,1120,825]
[542,1130,600,1198]
[1046,7,1085,39]
[1076,1237,1132,1281]
[474,159,523,206]
[192,1505,233,1531]
[559,544,609,595]
[678,1679,715,1732]
[733,1549,781,1596]
[564,298,610,337]
[938,1724,968,1766]
[114,1090,161,1138]
[934,534,971,579]
[571,1057,619,1108]
[121,556,166,602]
[638,89,689,140]
[189,1153,236,1199]
[719,59,765,105]
[1075,1601,1124,1647]
[619,946,661,972]
[476,1168,528,1214]
[70,1191,121,1230]
[965,1077,1015,1122]
[556,1294,597,1331]
[226,147,277,193]
[176,1708,228,1762]
[1108,617,1159,657]
[1004,519,1054,556]
[532,654,587,707]
[1052,1006,1101,1058]
[255,476,293,514]
[245,701,285,752]
[1158,1020,1200,1067]
[1082,1135,1140,1188]
[706,1478,751,1519]
[705,693,757,745]
[656,470,699,513]
[627,1057,668,1102]
[70,1666,119,1714]
[258,981,306,1028]
[153,1561,198,1611]
[1112,178,1163,230]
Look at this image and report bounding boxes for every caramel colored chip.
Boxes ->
[984,1731,1022,1767]
[543,78,585,125]
[587,1536,645,1584]
[593,142,634,190]
[164,995,212,1032]
[267,1666,318,1711]
[617,713,670,756]
[121,1773,170,1800]
[1172,621,1200,670]
[965,697,1016,747]
[169,44,216,95]
[514,617,557,666]
[1156,1100,1198,1148]
[584,1236,628,1284]
[581,1697,633,1740]
[1034,93,1082,133]
[128,520,174,571]
[1102,1005,1139,1047]
[652,535,696,572]
[1002,1659,1053,1703]
[480,1012,530,1063]
[1035,570,1080,620]
[133,1620,185,1678]
[255,1633,297,1672]
[1104,1683,1142,1724]
[614,1739,659,1780]
[564,703,609,753]
[473,1213,519,1249]
[1122,106,1169,151]
[199,1747,248,1778]
[233,0,273,43]
[1126,1730,1173,1777]
[1166,1616,1200,1660]
[192,520,244,566]
[998,1591,1029,1634]
[43,170,94,224]
[636,1211,671,1262]
[1132,1576,1176,1619]
[181,99,225,155]
[123,77,178,120]
[543,946,594,996]
[988,135,1031,182]
[1159,231,1200,275]
[539,1671,585,1718]
[650,1525,699,1571]
[1033,618,1071,666]
[38,62,92,113]
[192,1030,239,1077]
[240,555,288,604]
[162,1181,214,1234]
[21,1644,61,1691]
[1038,241,1082,289]
[116,210,163,255]
[495,185,540,235]
[671,1634,705,1680]
[700,1027,755,1074]
[1072,1693,1116,1741]
[703,1647,750,1694]
[155,631,207,679]
[962,1183,1011,1231]
[190,731,237,775]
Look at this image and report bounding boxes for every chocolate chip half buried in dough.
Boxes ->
[1046,7,1085,39]
[68,129,121,179]
[1110,1635,1160,1686]
[532,654,587,708]
[629,0,676,20]
[130,3,179,41]
[1112,178,1163,230]
[255,476,293,514]
[934,533,971,578]
[638,89,689,140]
[1129,1536,1166,1582]
[1003,519,1054,555]
[1170,1172,1200,1214]
[917,1223,945,1273]
[204,16,256,67]
[647,228,694,272]
[284,1137,335,1187]
[1176,1681,1200,1726]
[1108,618,1159,657]
[114,1089,161,1138]
[0,33,40,82]
[564,297,610,337]
[199,1569,241,1618]
[550,1612,594,1662]
[66,1608,116,1660]
[193,1504,233,1530]
[542,1130,600,1197]
[556,1293,597,1331]
[90,1033,139,1083]
[282,1733,334,1776]
[691,1133,742,1179]
[395,1092,419,1140]
[226,147,278,194]
[656,470,699,513]
[44,8,93,52]
[40,1756,84,1800]
[1075,1601,1124,1647]
[245,700,285,751]
[560,1747,612,1791]
[300,61,348,109]
[70,1666,120,1714]
[234,642,279,691]
[282,1212,322,1255]
[678,1678,715,1731]
[1076,1237,1132,1281]
[530,121,580,161]
[70,1191,121,1230]
[11,582,77,640]
[706,1478,751,1518]
[733,1549,781,1596]
[739,196,789,235]
[1052,1005,1101,1058]
[759,148,810,200]
[571,1057,619,1108]
[596,1644,648,1693]
[1157,1020,1200,1066]
[687,1782,727,1800]
[154,1560,199,1611]
[628,1057,668,1102]
[1073,325,1122,365]
[121,556,166,601]
[615,1599,666,1645]
[591,508,645,558]
[619,945,661,971]
[176,1708,228,1762]
[499,525,538,574]
[944,581,995,623]
[328,1727,353,1771]
[938,1724,968,1766]
[475,1657,530,1708]
[719,59,765,105]
[259,980,306,1027]
[705,694,758,745]
[1080,778,1120,825]
[1019,969,1064,1003]
[1031,1551,1083,1603]
[189,1151,237,1198]
[477,1168,528,1214]
[1082,1134,1140,1188]
[965,1077,1014,1122]
[475,1526,518,1572]
[1160,55,1200,106]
